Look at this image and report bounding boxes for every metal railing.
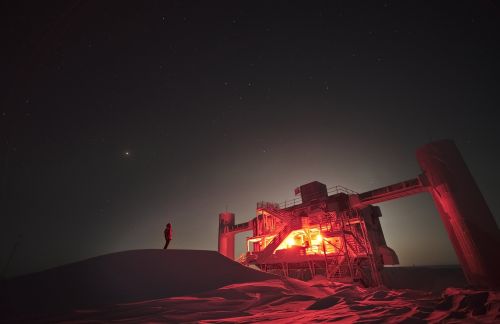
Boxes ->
[273,185,358,209]
[256,201,280,210]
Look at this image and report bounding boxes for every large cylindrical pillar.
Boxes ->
[218,212,235,260]
[417,140,500,288]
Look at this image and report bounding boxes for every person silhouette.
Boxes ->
[163,223,172,249]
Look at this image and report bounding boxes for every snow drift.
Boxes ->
[1,249,498,323]
[0,249,274,320]
[14,278,500,323]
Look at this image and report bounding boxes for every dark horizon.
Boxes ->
[1,1,499,277]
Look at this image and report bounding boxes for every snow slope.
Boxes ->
[1,249,498,323]
[0,249,274,320]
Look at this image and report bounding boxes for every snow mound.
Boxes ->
[2,251,498,323]
[0,249,275,320]
[33,277,500,323]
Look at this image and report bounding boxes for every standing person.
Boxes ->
[163,223,172,249]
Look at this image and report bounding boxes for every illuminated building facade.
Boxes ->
[219,182,399,286]
[218,140,500,288]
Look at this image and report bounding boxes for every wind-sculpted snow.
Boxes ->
[1,250,498,323]
[33,278,500,323]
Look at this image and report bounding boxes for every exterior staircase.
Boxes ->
[256,223,292,263]
[326,255,350,280]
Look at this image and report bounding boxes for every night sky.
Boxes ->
[1,1,499,277]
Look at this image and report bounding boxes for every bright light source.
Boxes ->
[311,233,323,245]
